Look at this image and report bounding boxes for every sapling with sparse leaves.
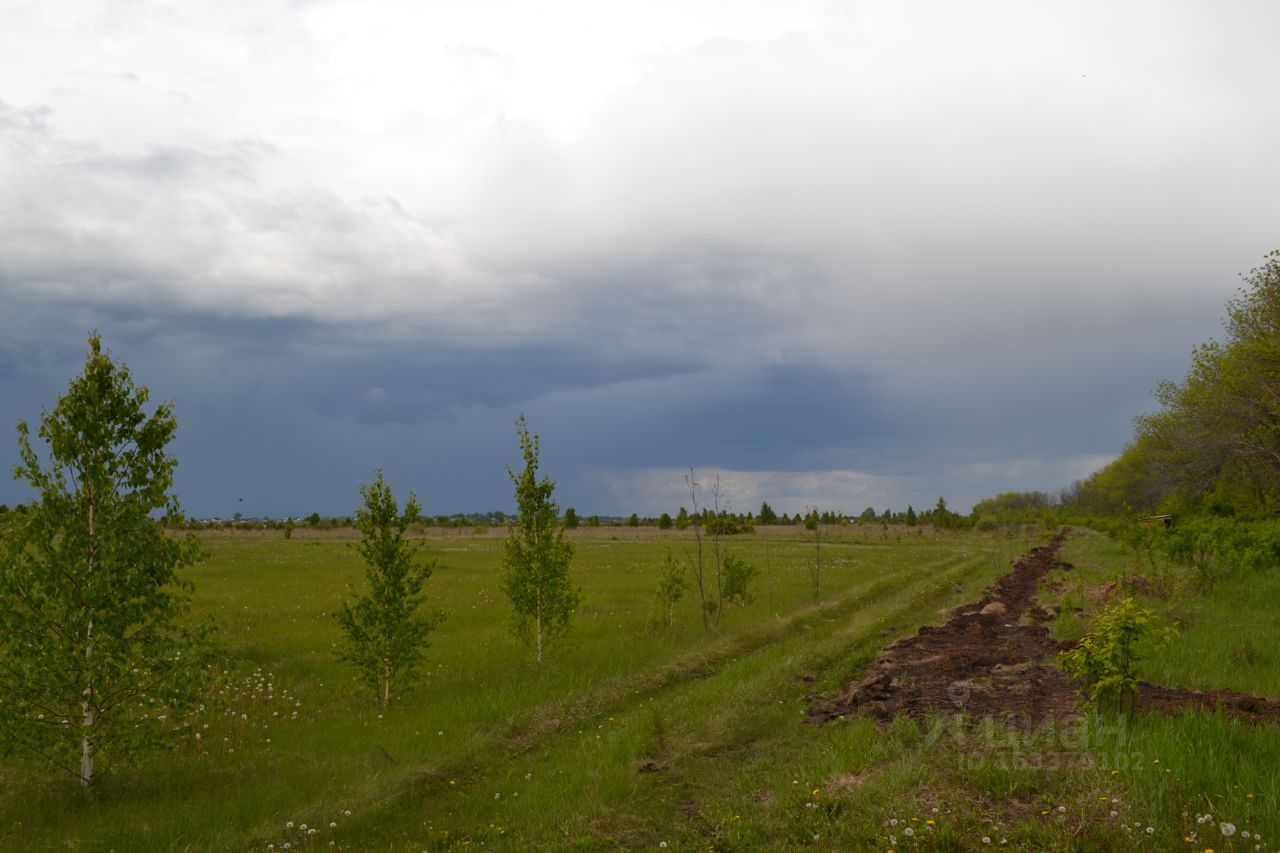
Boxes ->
[805,506,822,599]
[653,546,688,630]
[684,470,711,629]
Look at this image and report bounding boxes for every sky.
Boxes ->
[2,0,1279,519]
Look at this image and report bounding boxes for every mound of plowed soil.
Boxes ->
[1139,683,1280,719]
[810,532,1280,728]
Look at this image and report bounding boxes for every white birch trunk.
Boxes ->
[81,498,96,795]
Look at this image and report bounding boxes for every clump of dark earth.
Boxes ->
[810,532,1280,727]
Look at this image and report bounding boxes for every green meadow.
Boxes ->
[1,525,1278,851]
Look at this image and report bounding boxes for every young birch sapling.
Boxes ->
[334,470,443,708]
[0,334,213,796]
[502,416,580,664]
[653,546,688,630]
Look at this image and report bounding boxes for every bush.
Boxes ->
[705,516,754,536]
[1057,596,1171,710]
[721,555,757,606]
[650,548,687,630]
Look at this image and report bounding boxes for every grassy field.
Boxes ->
[1,525,1277,850]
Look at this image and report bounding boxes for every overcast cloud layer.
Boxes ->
[2,1,1278,517]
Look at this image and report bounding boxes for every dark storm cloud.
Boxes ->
[4,1,1280,516]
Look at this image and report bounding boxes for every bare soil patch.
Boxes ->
[810,533,1280,727]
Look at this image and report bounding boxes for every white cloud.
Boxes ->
[591,466,903,517]
[5,0,1277,353]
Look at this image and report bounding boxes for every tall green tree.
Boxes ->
[334,470,443,708]
[502,416,580,664]
[0,334,212,795]
[1073,251,1280,516]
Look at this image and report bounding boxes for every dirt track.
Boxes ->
[810,532,1280,727]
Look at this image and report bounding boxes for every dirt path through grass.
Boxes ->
[811,531,1280,728]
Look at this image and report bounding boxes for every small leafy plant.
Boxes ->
[1058,596,1172,710]
[721,555,757,607]
[651,547,688,630]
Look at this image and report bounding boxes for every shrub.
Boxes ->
[1058,596,1172,710]
[705,516,754,535]
[651,548,687,630]
[721,555,757,606]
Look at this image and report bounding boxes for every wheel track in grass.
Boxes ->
[623,551,1004,830]
[492,550,996,757]
[327,547,1011,849]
